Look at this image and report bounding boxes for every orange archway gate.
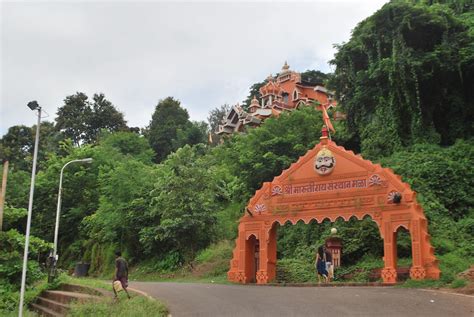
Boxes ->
[228,131,440,284]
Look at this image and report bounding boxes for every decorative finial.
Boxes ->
[320,125,329,144]
[267,74,273,81]
[282,61,290,71]
[250,96,259,108]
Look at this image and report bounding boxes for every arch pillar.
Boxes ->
[409,217,440,280]
[228,221,269,284]
[381,221,398,284]
[256,223,277,283]
[409,218,426,279]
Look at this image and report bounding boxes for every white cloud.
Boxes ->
[0,0,388,134]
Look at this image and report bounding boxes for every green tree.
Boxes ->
[86,93,128,143]
[0,122,63,171]
[207,104,231,145]
[143,145,216,261]
[243,81,266,109]
[83,159,158,262]
[3,169,30,212]
[380,140,474,220]
[301,69,330,85]
[147,97,190,162]
[56,92,128,145]
[225,106,324,196]
[330,1,474,158]
[98,131,154,164]
[56,92,91,146]
[173,121,208,150]
[0,125,32,170]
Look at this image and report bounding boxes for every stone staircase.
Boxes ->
[30,283,111,317]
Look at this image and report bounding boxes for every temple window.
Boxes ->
[282,93,289,103]
[231,115,239,124]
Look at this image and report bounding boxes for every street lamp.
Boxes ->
[53,158,93,262]
[19,101,42,317]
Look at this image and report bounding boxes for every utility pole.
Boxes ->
[19,101,41,317]
[0,160,8,231]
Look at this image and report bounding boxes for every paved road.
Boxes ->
[130,282,474,317]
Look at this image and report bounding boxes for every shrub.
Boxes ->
[193,241,233,277]
[276,258,315,283]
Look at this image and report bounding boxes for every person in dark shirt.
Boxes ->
[113,250,131,299]
[315,246,328,283]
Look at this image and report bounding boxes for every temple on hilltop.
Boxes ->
[217,62,341,135]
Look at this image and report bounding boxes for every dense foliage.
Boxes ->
[330,0,474,158]
[0,206,51,311]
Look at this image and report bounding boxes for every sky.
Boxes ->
[0,0,388,135]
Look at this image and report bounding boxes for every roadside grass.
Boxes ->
[63,275,168,317]
[130,269,230,284]
[68,293,168,317]
[62,275,113,291]
[1,309,38,317]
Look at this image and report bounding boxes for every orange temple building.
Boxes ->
[217,62,339,135]
[227,127,441,284]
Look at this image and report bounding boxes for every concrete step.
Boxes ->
[58,282,112,297]
[42,290,100,304]
[30,302,63,317]
[36,296,69,315]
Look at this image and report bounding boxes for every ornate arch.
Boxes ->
[228,130,440,284]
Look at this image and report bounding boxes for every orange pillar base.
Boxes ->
[256,270,269,284]
[409,266,426,280]
[381,267,397,284]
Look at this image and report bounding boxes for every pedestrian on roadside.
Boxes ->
[113,250,131,300]
[315,246,328,284]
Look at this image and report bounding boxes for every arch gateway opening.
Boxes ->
[227,128,440,284]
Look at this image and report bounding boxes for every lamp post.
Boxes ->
[19,101,41,317]
[53,158,93,261]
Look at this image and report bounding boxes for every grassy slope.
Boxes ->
[62,276,168,317]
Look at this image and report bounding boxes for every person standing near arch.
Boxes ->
[315,246,328,284]
[324,245,334,282]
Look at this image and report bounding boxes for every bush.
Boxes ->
[334,254,384,282]
[276,258,315,283]
[450,278,468,289]
[438,252,473,284]
[0,229,50,290]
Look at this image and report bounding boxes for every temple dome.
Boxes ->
[281,61,290,73]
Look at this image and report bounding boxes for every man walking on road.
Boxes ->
[113,250,131,299]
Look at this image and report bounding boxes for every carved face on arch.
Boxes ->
[315,147,336,175]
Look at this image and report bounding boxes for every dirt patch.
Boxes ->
[452,265,474,295]
[192,259,229,278]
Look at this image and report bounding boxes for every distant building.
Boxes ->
[217,62,340,135]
